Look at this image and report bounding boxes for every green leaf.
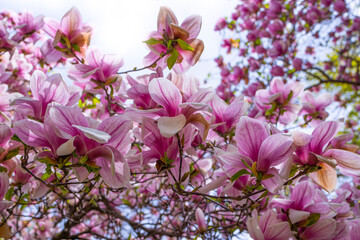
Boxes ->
[177,39,194,51]
[262,174,274,180]
[230,169,250,182]
[80,155,88,164]
[4,148,19,160]
[0,166,7,173]
[72,44,81,52]
[167,49,179,70]
[143,38,161,45]
[5,186,14,201]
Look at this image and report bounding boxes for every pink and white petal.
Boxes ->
[261,168,285,193]
[60,6,82,37]
[257,134,293,172]
[0,172,9,200]
[56,137,76,156]
[124,108,162,123]
[0,201,12,213]
[316,92,333,109]
[246,210,265,240]
[157,6,178,34]
[40,39,62,63]
[67,85,82,106]
[288,209,310,224]
[43,18,60,38]
[264,222,292,240]
[310,121,341,154]
[255,89,271,107]
[323,149,360,175]
[41,73,70,105]
[181,15,202,39]
[157,114,186,138]
[235,116,269,161]
[98,116,132,152]
[300,218,336,240]
[291,181,315,209]
[72,125,111,144]
[148,78,181,117]
[13,119,50,148]
[88,146,130,188]
[49,106,88,139]
[292,131,313,147]
[269,78,284,94]
[30,70,47,100]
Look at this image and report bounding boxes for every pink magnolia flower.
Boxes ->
[195,208,206,233]
[246,209,292,240]
[255,78,303,125]
[215,117,293,192]
[267,40,288,58]
[143,6,204,73]
[293,121,360,192]
[301,90,332,125]
[209,95,249,134]
[11,70,80,121]
[270,181,332,225]
[13,105,131,188]
[68,48,123,88]
[43,7,92,56]
[12,12,44,42]
[126,78,214,140]
[0,172,12,212]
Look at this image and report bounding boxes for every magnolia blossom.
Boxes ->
[144,6,204,73]
[255,78,303,125]
[68,47,123,89]
[246,209,292,240]
[43,7,92,57]
[293,121,360,192]
[0,172,12,213]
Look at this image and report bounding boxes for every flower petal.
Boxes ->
[148,78,181,117]
[157,114,186,138]
[235,116,269,161]
[311,121,341,154]
[72,125,111,143]
[310,162,337,193]
[181,15,202,39]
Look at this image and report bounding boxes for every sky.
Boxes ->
[2,0,237,86]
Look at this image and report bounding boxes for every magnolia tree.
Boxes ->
[0,2,359,240]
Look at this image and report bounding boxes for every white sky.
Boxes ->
[2,0,237,85]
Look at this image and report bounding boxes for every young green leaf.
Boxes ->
[167,49,179,70]
[230,169,250,182]
[177,39,194,51]
[143,38,161,45]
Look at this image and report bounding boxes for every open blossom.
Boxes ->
[68,47,123,88]
[144,6,204,73]
[293,121,360,192]
[12,12,44,42]
[255,78,303,125]
[246,209,292,240]
[43,7,92,57]
[301,90,332,125]
[0,172,12,213]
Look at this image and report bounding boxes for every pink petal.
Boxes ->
[97,116,132,153]
[300,218,336,240]
[148,78,181,117]
[72,125,111,143]
[60,6,82,37]
[261,167,285,193]
[0,172,9,200]
[181,15,202,39]
[49,106,88,139]
[43,18,60,38]
[257,134,293,172]
[323,149,360,175]
[30,70,46,101]
[157,6,178,35]
[310,121,341,154]
[288,209,310,224]
[235,116,269,161]
[13,119,50,148]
